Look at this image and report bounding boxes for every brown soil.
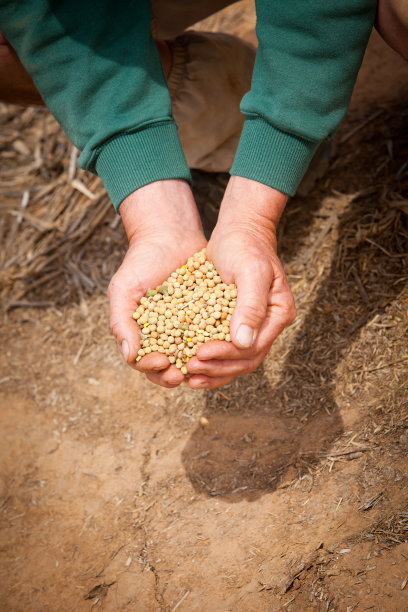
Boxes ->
[1,5,408,611]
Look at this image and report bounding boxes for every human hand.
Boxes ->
[108,179,206,388]
[186,176,296,389]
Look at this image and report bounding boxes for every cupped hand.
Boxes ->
[186,176,296,389]
[108,179,207,388]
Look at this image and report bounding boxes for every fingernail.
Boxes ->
[121,339,129,362]
[236,324,255,348]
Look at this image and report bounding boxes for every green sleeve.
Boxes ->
[231,0,377,196]
[0,0,191,209]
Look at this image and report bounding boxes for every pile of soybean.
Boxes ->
[133,249,237,374]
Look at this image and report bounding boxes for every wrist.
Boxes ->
[217,175,288,236]
[119,179,203,243]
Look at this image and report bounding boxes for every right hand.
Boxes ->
[108,179,207,388]
[187,176,296,389]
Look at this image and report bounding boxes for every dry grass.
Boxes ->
[0,105,122,311]
[366,508,408,547]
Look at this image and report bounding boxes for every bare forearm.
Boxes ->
[217,176,288,236]
[119,179,203,243]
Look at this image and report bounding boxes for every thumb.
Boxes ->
[229,262,271,349]
[108,279,141,364]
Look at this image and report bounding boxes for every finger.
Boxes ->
[196,339,254,361]
[108,276,141,364]
[220,266,295,357]
[196,335,271,361]
[135,352,170,373]
[188,374,235,389]
[160,365,186,386]
[196,290,294,363]
[229,259,271,350]
[187,356,256,378]
[145,365,185,388]
[254,272,296,346]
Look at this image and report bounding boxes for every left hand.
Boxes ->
[186,176,296,389]
[108,179,207,388]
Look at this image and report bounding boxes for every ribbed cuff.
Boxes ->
[230,117,320,196]
[93,121,191,210]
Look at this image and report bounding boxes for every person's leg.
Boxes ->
[167,31,255,173]
[376,0,408,60]
[150,0,256,174]
[0,33,44,105]
[150,0,238,40]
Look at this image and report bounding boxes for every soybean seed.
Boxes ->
[133,249,237,372]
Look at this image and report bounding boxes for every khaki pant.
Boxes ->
[150,0,256,172]
[150,0,237,39]
[167,31,255,172]
[150,0,408,174]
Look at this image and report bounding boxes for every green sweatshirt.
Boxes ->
[0,1,376,210]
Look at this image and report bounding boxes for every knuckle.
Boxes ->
[287,302,297,324]
[108,266,145,301]
[107,273,121,299]
[146,373,160,386]
[110,318,121,338]
[280,294,297,326]
[242,301,266,325]
[243,360,257,375]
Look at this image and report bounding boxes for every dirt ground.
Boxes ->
[1,4,408,611]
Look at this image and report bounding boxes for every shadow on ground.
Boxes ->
[182,102,408,502]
